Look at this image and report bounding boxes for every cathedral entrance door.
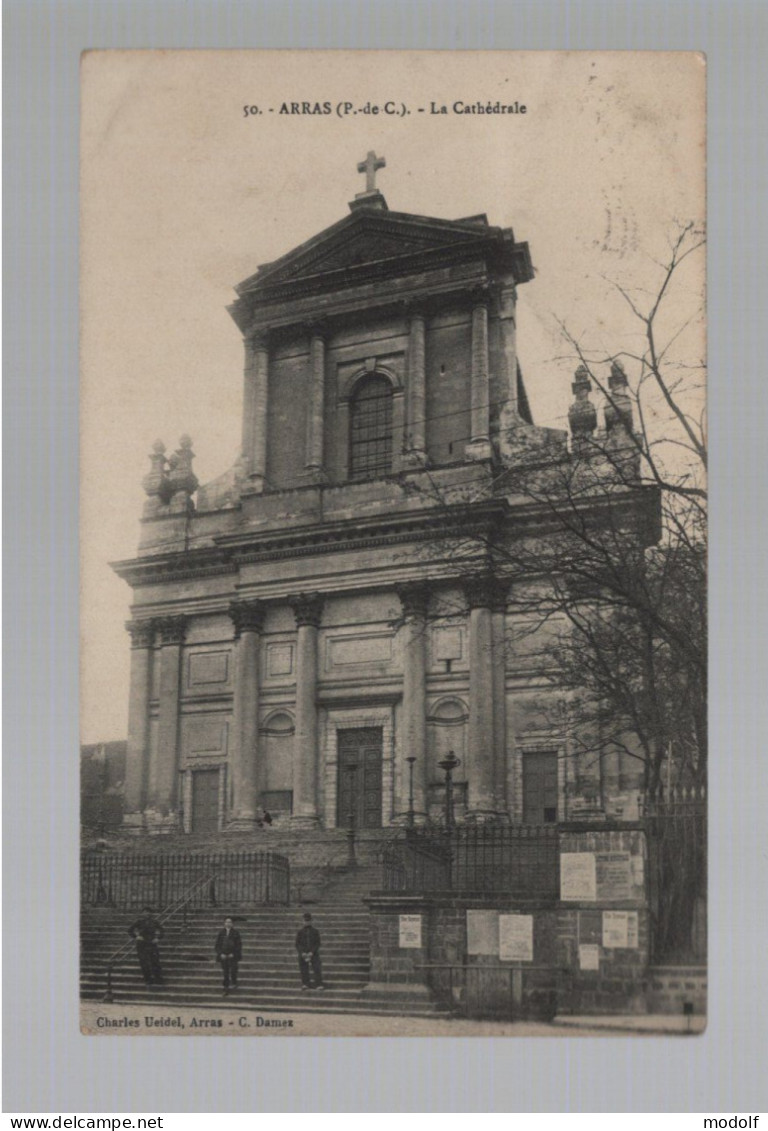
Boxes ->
[522,751,558,824]
[190,769,220,833]
[336,728,383,829]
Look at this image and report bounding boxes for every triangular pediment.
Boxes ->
[237,209,492,295]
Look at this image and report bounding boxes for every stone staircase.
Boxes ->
[81,863,443,1017]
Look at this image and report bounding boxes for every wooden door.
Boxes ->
[522,751,558,824]
[337,728,383,829]
[191,769,220,833]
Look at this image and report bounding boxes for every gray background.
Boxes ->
[3,0,766,1114]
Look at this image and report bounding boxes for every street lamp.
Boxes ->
[406,756,417,829]
[438,751,461,830]
[345,762,359,868]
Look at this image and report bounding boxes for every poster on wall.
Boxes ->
[466,910,499,955]
[602,910,639,948]
[398,914,422,949]
[595,852,632,900]
[578,944,601,971]
[499,914,534,962]
[560,853,597,901]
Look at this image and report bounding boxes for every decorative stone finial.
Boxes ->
[568,365,597,443]
[167,435,199,497]
[605,359,633,435]
[142,440,167,498]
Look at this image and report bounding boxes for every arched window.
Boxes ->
[349,375,393,482]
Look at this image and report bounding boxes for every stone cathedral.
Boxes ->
[114,154,645,838]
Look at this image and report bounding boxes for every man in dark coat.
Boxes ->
[215,917,242,995]
[295,912,324,990]
[128,907,164,986]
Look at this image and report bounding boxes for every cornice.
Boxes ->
[237,270,489,338]
[111,483,656,589]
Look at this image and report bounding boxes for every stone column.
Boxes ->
[149,614,187,829]
[242,332,269,491]
[491,588,509,817]
[464,577,498,821]
[396,583,430,822]
[466,294,492,461]
[123,618,156,829]
[305,325,326,477]
[228,600,266,829]
[404,309,427,468]
[290,593,324,826]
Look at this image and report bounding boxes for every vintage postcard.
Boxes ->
[80,50,706,1037]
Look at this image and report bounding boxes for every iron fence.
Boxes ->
[382,825,560,898]
[81,850,290,908]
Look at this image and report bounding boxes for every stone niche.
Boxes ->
[259,709,295,821]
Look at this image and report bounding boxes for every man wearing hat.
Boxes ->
[295,912,324,991]
[214,916,243,996]
[128,906,165,986]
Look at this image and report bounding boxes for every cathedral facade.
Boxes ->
[113,157,651,838]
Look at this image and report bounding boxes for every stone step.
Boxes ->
[81,856,445,1019]
[84,941,370,954]
[83,931,372,944]
[84,968,369,985]
[82,913,375,922]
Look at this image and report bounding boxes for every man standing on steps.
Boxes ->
[296,912,325,991]
[128,906,164,987]
[215,916,242,996]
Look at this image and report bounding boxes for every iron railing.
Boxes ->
[102,871,217,1002]
[81,850,290,909]
[382,825,560,898]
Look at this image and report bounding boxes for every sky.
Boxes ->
[80,50,705,742]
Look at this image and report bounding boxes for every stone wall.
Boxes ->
[646,966,707,1016]
[364,826,654,1017]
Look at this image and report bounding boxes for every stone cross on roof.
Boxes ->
[356,150,386,195]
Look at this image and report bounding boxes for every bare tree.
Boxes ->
[401,222,706,805]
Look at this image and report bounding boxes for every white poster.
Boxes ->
[595,851,632,900]
[578,943,601,971]
[398,914,422,949]
[560,852,597,901]
[499,914,534,962]
[602,910,639,948]
[466,909,499,955]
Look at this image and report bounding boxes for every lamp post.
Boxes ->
[406,756,417,829]
[438,751,461,830]
[345,762,359,868]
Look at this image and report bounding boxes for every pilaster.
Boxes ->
[305,324,327,479]
[146,614,187,831]
[466,292,493,462]
[123,618,156,831]
[403,308,428,469]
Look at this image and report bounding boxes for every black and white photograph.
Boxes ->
[79,49,706,1038]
